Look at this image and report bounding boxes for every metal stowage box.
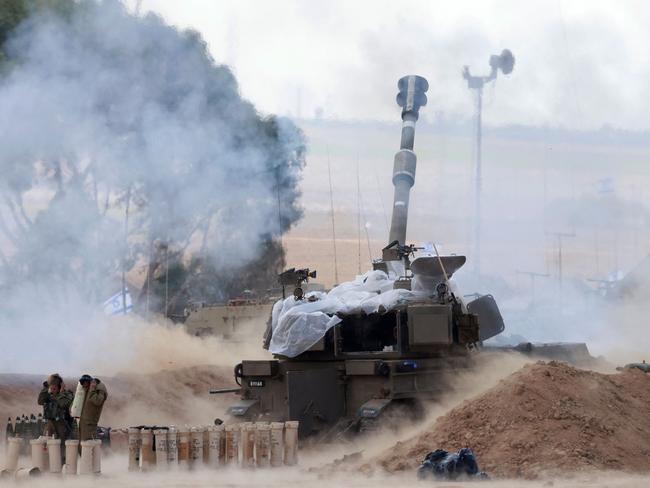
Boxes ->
[408,304,452,345]
[345,360,379,376]
[242,361,278,377]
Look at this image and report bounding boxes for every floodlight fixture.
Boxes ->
[462,49,515,278]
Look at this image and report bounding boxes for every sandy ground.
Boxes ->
[373,362,650,478]
[1,312,647,487]
[3,356,649,487]
[1,455,649,488]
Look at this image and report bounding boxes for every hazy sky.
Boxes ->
[124,0,650,130]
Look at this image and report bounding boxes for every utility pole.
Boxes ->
[546,231,576,288]
[462,49,515,279]
[516,270,550,307]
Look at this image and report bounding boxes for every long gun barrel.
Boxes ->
[388,75,429,245]
[209,387,241,394]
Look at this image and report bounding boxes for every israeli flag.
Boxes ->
[103,287,133,316]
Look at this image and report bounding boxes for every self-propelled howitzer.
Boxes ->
[214,76,586,439]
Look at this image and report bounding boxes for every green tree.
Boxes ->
[1,0,75,56]
[0,0,27,65]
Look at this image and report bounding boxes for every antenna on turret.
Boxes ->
[326,148,339,285]
[356,156,362,275]
[359,183,373,264]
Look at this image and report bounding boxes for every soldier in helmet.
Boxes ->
[77,374,108,441]
[37,373,74,463]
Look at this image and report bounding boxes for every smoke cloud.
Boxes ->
[0,0,305,373]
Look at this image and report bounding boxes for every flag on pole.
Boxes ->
[103,287,133,316]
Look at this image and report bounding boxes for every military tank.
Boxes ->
[183,294,274,339]
[184,281,326,339]
[212,75,593,439]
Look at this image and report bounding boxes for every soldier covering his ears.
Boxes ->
[77,374,108,441]
[37,373,73,463]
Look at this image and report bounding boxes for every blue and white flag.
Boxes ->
[103,288,133,316]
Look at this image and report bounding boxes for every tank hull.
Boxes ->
[184,303,272,338]
[226,340,595,439]
[229,354,472,438]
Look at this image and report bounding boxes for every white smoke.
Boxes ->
[0,0,304,373]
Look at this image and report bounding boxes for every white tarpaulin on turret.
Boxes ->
[268,270,429,358]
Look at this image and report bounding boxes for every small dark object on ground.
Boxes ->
[417,448,488,480]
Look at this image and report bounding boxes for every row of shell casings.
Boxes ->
[5,414,46,453]
[128,421,299,471]
[2,437,101,477]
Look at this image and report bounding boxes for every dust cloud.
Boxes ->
[90,315,271,376]
[0,315,270,430]
[297,351,532,469]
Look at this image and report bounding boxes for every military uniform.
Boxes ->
[78,381,107,441]
[37,385,74,462]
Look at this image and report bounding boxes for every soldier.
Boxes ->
[77,375,108,441]
[37,373,73,463]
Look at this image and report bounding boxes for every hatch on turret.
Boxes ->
[467,294,505,341]
[410,255,466,278]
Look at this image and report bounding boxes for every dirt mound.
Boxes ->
[375,361,650,478]
[0,364,235,430]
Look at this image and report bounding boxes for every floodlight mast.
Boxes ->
[462,49,514,281]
